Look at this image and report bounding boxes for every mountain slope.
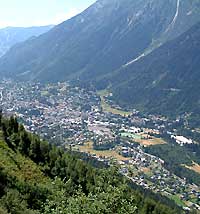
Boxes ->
[0,0,199,81]
[0,115,181,213]
[105,22,200,116]
[0,25,53,57]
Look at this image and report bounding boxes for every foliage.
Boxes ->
[108,22,200,120]
[145,144,200,184]
[0,116,182,213]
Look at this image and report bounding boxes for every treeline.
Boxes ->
[145,144,200,185]
[177,127,200,142]
[0,114,185,213]
[93,139,120,151]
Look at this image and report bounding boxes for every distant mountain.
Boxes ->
[0,25,53,57]
[0,0,199,81]
[104,22,200,117]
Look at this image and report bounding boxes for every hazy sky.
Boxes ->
[0,0,96,28]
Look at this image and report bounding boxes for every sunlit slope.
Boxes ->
[0,0,199,82]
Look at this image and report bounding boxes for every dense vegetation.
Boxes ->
[145,144,200,185]
[106,22,200,119]
[0,114,183,213]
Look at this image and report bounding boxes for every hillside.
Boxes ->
[100,21,200,118]
[0,114,182,213]
[0,25,53,57]
[0,0,199,81]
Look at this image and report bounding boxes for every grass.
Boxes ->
[136,137,167,146]
[121,132,142,139]
[0,138,50,184]
[141,167,151,174]
[77,141,130,161]
[184,161,200,174]
[120,130,166,146]
[168,195,186,207]
[0,131,5,142]
[41,90,49,96]
[97,90,131,117]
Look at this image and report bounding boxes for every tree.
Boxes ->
[8,116,18,134]
[19,130,31,155]
[0,189,29,214]
[0,109,2,127]
[0,207,8,214]
[29,136,41,163]
[0,169,7,197]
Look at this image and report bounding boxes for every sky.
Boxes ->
[0,0,96,28]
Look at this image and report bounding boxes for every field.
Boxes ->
[77,141,130,161]
[136,137,167,146]
[168,195,186,207]
[41,90,49,96]
[141,167,151,174]
[121,132,142,139]
[97,90,131,117]
[121,131,166,147]
[184,162,200,174]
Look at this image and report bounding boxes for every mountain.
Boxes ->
[0,25,53,57]
[103,22,200,117]
[0,115,181,213]
[0,0,199,81]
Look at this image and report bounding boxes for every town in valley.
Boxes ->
[0,79,200,211]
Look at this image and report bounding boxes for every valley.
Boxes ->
[0,0,200,213]
[0,25,53,57]
[97,90,131,116]
[1,79,200,211]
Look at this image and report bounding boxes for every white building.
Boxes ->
[172,135,193,146]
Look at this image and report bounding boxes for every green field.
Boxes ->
[168,195,186,207]
[97,90,131,116]
[77,141,130,161]
[121,132,142,139]
[41,90,49,96]
[121,131,167,146]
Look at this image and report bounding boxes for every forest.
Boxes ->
[0,113,192,213]
[145,143,200,185]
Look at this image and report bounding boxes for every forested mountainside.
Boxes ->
[98,21,200,118]
[0,25,53,57]
[0,0,199,82]
[0,114,183,214]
